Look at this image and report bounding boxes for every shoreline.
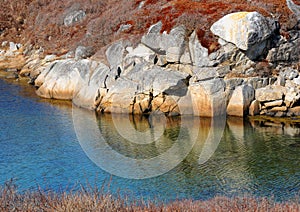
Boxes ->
[0,9,299,119]
[1,181,299,211]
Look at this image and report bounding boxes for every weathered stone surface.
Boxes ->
[36,59,89,100]
[35,59,111,109]
[211,12,275,51]
[227,85,255,116]
[166,64,193,75]
[141,23,186,62]
[99,63,190,114]
[106,41,126,69]
[225,78,244,90]
[284,88,300,107]
[245,77,269,89]
[263,100,283,108]
[189,31,210,67]
[165,26,186,63]
[64,10,86,27]
[189,79,227,117]
[73,62,110,109]
[0,54,26,70]
[286,0,300,20]
[288,106,300,116]
[180,46,192,64]
[191,67,219,82]
[283,68,299,80]
[75,46,94,60]
[249,100,260,116]
[269,106,288,112]
[267,37,300,63]
[293,76,300,85]
[255,85,286,102]
[123,44,156,66]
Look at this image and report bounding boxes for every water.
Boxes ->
[0,78,299,202]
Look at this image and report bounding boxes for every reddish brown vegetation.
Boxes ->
[0,0,299,55]
[0,182,299,211]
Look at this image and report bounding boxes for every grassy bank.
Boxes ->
[1,182,299,211]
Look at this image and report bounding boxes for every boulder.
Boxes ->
[284,88,300,107]
[255,85,286,102]
[165,25,187,63]
[75,46,94,60]
[249,100,260,116]
[288,106,300,116]
[286,0,300,20]
[244,77,269,89]
[263,100,283,108]
[293,76,300,85]
[189,78,227,117]
[269,106,288,112]
[211,12,277,59]
[141,21,164,53]
[227,85,255,116]
[35,59,89,100]
[64,10,86,27]
[35,59,112,109]
[141,23,187,63]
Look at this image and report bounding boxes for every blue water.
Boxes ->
[0,78,299,202]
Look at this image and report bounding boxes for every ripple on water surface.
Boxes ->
[0,78,299,202]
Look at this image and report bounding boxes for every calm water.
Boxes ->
[0,78,299,202]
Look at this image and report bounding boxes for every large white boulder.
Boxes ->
[210,11,276,59]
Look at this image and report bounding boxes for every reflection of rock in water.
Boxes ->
[249,117,300,136]
[98,114,179,159]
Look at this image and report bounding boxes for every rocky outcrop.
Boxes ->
[190,79,227,117]
[98,63,190,115]
[267,33,300,64]
[1,8,299,118]
[35,59,112,110]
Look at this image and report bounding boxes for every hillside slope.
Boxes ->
[0,0,299,56]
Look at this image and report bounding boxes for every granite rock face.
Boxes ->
[98,63,190,115]
[227,85,255,117]
[35,59,112,110]
[1,8,299,118]
[190,79,227,117]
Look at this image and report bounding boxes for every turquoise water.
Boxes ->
[0,78,299,202]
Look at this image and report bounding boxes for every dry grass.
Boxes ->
[1,0,299,56]
[0,181,299,211]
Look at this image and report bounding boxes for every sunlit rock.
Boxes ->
[211,11,277,59]
[227,85,255,117]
